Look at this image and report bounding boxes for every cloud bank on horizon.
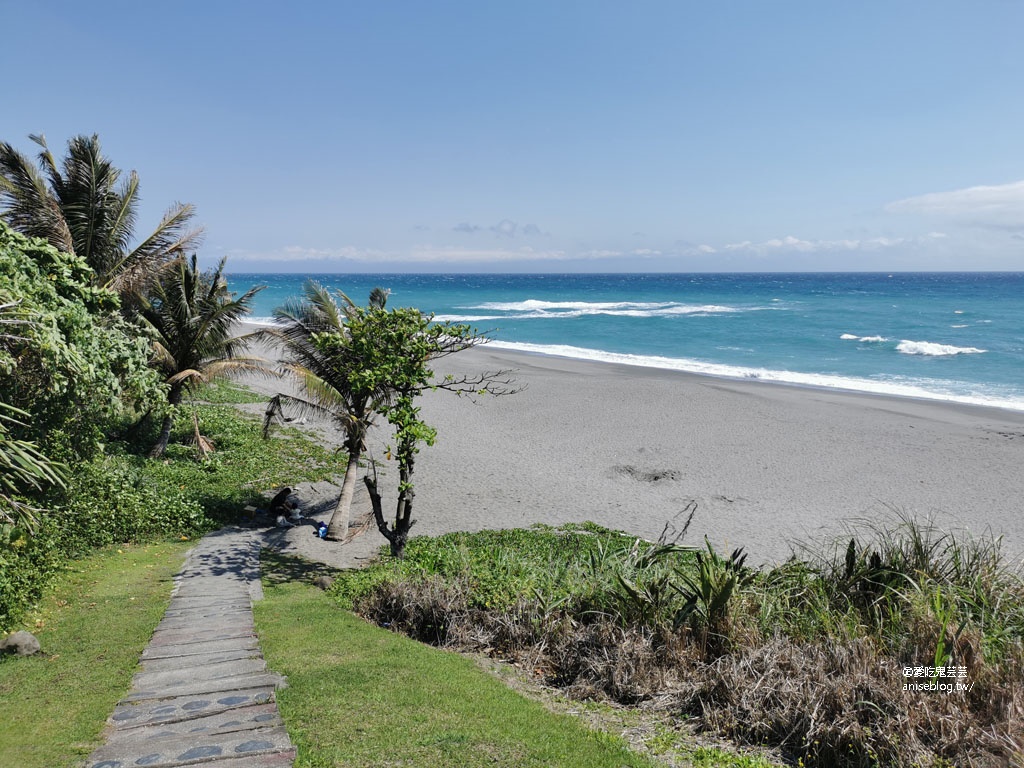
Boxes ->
[228,187,983,271]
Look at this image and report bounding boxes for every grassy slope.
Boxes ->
[255,554,659,768]
[0,540,190,767]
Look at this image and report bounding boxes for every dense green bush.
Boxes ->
[331,523,652,612]
[52,454,211,557]
[0,222,161,460]
[0,525,61,629]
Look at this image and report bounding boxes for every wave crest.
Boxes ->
[896,340,986,356]
[462,299,767,318]
[841,334,888,342]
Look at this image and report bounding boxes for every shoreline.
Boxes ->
[241,316,1024,416]
[238,323,1024,567]
[486,340,1024,420]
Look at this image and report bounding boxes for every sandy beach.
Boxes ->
[242,327,1024,569]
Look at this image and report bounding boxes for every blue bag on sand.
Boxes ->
[317,522,328,539]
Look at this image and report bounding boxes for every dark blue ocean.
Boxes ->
[230,273,1024,411]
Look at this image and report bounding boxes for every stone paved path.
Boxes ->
[87,528,295,768]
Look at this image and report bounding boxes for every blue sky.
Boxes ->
[3,1,1024,272]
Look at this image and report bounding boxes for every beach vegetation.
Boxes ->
[0,401,67,533]
[0,392,336,630]
[0,133,201,306]
[136,253,266,458]
[350,303,513,558]
[263,282,515,552]
[0,222,161,462]
[332,517,1024,768]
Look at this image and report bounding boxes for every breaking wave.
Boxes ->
[896,340,986,356]
[455,299,772,320]
[841,334,889,342]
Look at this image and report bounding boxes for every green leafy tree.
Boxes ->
[0,133,201,304]
[0,221,160,460]
[357,307,515,556]
[264,284,515,548]
[139,254,266,458]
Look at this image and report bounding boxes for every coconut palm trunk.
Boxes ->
[326,441,362,541]
[149,382,184,458]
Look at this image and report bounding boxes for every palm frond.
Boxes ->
[138,253,266,399]
[0,140,74,253]
[108,202,203,296]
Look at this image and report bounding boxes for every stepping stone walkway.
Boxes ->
[87,527,295,768]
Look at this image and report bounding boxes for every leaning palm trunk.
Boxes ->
[326,441,362,541]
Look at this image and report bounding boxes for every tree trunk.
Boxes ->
[391,450,415,558]
[364,444,416,558]
[326,446,361,541]
[148,385,183,458]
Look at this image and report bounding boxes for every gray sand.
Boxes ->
[241,327,1024,569]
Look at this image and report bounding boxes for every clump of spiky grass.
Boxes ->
[336,516,1024,767]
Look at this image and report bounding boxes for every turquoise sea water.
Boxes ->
[231,272,1024,411]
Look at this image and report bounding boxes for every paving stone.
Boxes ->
[139,648,261,673]
[153,614,255,633]
[141,636,259,661]
[89,725,292,767]
[105,702,283,740]
[109,687,280,727]
[132,657,268,689]
[146,625,256,647]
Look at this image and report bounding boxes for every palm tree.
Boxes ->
[262,282,389,541]
[139,255,265,458]
[0,133,201,303]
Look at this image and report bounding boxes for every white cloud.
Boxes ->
[721,233,946,255]
[886,180,1024,230]
[246,245,393,262]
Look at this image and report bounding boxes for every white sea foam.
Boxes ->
[471,299,673,311]
[489,341,1024,411]
[840,334,888,342]
[433,314,505,322]
[896,340,986,356]
[461,299,764,319]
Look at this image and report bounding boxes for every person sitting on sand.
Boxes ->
[270,486,302,527]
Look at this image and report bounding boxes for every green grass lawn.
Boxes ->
[0,540,190,767]
[256,553,660,768]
